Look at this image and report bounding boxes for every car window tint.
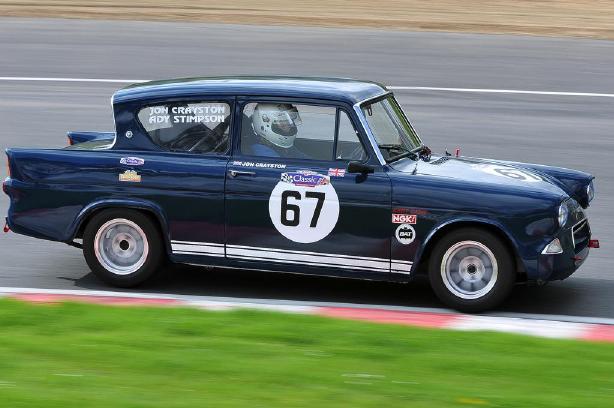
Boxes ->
[335,111,366,161]
[241,102,335,160]
[137,101,231,154]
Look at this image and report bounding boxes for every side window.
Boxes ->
[335,111,367,161]
[241,102,336,160]
[137,101,231,154]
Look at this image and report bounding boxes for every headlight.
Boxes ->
[558,201,569,227]
[587,181,595,203]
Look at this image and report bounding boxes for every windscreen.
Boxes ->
[361,95,422,162]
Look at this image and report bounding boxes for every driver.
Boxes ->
[244,103,307,158]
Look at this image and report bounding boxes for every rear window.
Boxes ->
[137,101,231,154]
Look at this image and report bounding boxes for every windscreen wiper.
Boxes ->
[386,144,428,163]
[378,144,410,153]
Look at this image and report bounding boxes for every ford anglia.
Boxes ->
[3,77,598,312]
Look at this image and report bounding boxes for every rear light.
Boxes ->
[589,239,600,248]
[67,136,73,146]
[6,156,10,178]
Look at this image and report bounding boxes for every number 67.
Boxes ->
[281,190,325,228]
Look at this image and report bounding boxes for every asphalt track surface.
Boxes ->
[0,18,613,318]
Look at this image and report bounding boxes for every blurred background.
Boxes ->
[0,1,612,315]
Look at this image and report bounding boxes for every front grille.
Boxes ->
[572,218,590,253]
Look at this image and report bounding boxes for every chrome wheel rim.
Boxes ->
[441,241,498,300]
[94,218,148,275]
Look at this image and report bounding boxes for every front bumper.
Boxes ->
[537,216,592,281]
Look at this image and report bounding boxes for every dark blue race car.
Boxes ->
[3,77,598,312]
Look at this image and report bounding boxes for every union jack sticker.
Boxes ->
[328,168,346,177]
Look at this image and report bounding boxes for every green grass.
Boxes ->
[0,299,613,407]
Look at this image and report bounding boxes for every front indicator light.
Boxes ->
[542,238,564,254]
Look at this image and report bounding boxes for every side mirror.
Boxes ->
[347,161,375,174]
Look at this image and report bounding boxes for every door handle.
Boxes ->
[228,170,256,178]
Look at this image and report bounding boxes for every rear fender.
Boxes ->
[70,198,171,256]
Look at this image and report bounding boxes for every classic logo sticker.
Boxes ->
[119,170,141,182]
[120,157,145,166]
[281,170,330,188]
[395,223,416,245]
[269,170,339,243]
[474,164,542,183]
[392,214,416,224]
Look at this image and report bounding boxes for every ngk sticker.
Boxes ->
[392,214,416,224]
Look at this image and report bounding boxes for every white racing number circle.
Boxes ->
[269,171,339,243]
[395,223,416,245]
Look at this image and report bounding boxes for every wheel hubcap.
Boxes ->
[441,241,498,300]
[94,218,149,275]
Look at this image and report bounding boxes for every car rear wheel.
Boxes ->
[83,209,163,287]
[428,228,515,312]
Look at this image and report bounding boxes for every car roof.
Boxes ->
[113,76,389,105]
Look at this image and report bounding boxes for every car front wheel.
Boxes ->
[83,209,163,287]
[428,228,516,313]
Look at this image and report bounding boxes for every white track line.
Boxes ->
[388,86,614,98]
[0,76,145,84]
[1,76,614,98]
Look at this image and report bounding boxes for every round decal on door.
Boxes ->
[269,170,339,243]
[395,223,416,245]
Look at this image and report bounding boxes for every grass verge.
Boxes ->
[0,298,613,407]
[1,1,614,40]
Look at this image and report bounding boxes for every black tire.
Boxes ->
[428,228,516,313]
[83,209,164,287]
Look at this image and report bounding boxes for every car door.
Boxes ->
[224,98,396,278]
[132,97,233,262]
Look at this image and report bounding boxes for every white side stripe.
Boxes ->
[171,241,413,274]
[391,261,413,273]
[171,241,225,256]
[174,250,225,258]
[172,240,224,247]
[229,254,391,272]
[226,244,391,263]
[226,246,390,271]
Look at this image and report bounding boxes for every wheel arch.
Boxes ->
[414,218,525,278]
[69,199,171,256]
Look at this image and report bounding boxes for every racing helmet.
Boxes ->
[252,103,302,148]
